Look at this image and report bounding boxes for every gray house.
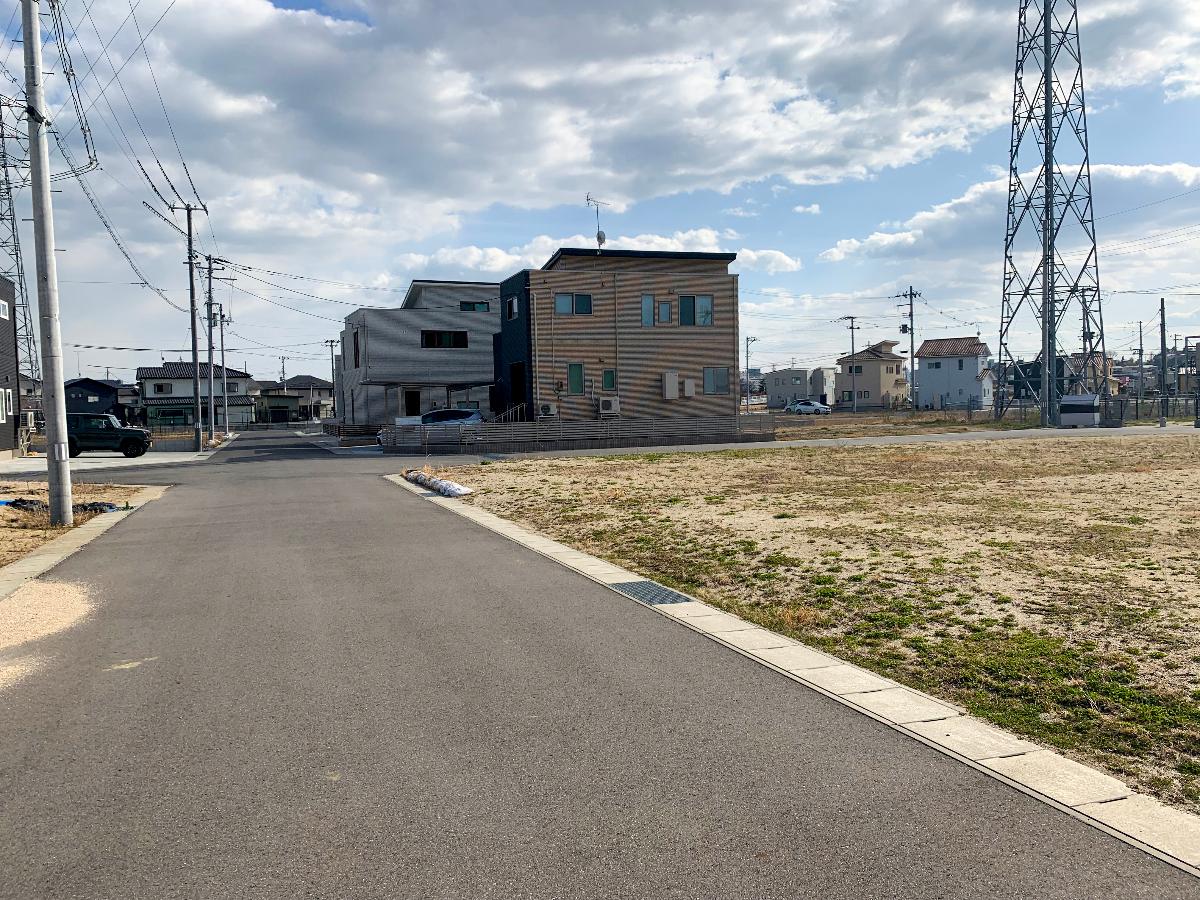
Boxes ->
[765,368,810,408]
[0,277,17,458]
[339,280,500,423]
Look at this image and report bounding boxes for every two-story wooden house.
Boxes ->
[492,248,740,420]
[136,362,256,428]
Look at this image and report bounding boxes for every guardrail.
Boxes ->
[379,414,776,455]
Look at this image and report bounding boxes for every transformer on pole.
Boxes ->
[997,0,1107,425]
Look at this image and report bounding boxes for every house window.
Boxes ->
[567,363,585,395]
[841,390,853,402]
[460,301,491,312]
[703,366,730,395]
[658,301,672,324]
[958,359,965,370]
[696,295,714,326]
[228,383,239,393]
[602,369,617,391]
[679,296,696,326]
[3,389,10,418]
[641,295,654,327]
[852,365,863,375]
[858,390,870,399]
[931,361,941,369]
[774,378,781,386]
[353,331,361,368]
[792,376,805,385]
[0,299,8,319]
[420,330,469,349]
[153,383,172,395]
[505,296,519,320]
[555,293,593,316]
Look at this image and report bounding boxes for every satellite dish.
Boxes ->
[596,229,606,248]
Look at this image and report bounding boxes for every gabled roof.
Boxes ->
[64,377,120,393]
[136,362,252,380]
[916,337,990,359]
[284,374,333,390]
[542,247,738,270]
[837,341,902,363]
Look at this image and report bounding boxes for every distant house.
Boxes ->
[64,377,126,419]
[835,340,909,410]
[916,337,992,410]
[136,362,255,428]
[339,280,501,423]
[283,375,333,419]
[766,368,810,408]
[809,367,835,406]
[493,248,740,420]
[0,277,17,458]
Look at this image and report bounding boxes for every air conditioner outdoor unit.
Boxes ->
[538,402,558,417]
[599,397,620,416]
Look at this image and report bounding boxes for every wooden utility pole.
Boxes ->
[325,339,338,418]
[1159,298,1168,427]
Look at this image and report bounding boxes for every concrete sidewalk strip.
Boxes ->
[843,687,960,725]
[1076,795,1200,868]
[985,751,1131,807]
[387,474,1200,879]
[752,643,841,672]
[907,716,1039,762]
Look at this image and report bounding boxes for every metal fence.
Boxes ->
[379,414,777,454]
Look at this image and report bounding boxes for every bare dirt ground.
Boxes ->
[442,433,1200,813]
[0,481,143,569]
[774,410,1037,441]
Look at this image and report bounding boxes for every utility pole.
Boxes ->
[325,339,338,418]
[204,255,216,442]
[22,0,71,523]
[280,356,287,386]
[1137,321,1144,406]
[840,316,859,413]
[1160,298,1168,428]
[217,303,229,433]
[168,202,205,452]
[896,286,919,412]
[743,335,759,412]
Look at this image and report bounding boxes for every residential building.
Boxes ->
[766,368,810,408]
[809,367,835,406]
[835,340,908,410]
[255,391,301,423]
[0,277,17,458]
[136,362,255,428]
[64,378,124,419]
[338,280,500,423]
[492,248,740,420]
[284,375,334,419]
[915,337,992,410]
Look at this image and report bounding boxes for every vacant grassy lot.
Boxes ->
[775,411,1037,441]
[0,481,143,568]
[443,434,1200,813]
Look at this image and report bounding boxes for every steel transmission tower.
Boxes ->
[997,0,1106,426]
[0,104,38,386]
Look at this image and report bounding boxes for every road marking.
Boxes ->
[386,472,1200,877]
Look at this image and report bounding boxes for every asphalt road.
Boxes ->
[1,433,1196,899]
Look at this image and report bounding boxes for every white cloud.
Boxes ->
[793,203,822,215]
[723,206,759,218]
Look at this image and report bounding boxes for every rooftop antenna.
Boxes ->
[586,193,609,253]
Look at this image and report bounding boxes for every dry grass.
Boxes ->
[442,433,1200,813]
[0,481,143,568]
[774,410,1037,441]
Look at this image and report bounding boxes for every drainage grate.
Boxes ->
[609,580,693,606]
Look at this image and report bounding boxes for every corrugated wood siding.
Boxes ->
[527,268,739,420]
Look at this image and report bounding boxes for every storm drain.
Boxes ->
[609,580,693,606]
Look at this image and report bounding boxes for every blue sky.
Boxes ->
[13,0,1200,380]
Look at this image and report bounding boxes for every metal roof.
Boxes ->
[915,337,991,359]
[136,362,252,380]
[142,395,255,407]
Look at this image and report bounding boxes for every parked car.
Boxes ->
[377,408,486,444]
[784,399,831,415]
[65,413,153,458]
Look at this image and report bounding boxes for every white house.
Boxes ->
[136,362,256,428]
[915,337,992,410]
[809,367,836,405]
[765,368,810,408]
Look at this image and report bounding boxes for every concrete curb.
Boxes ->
[385,472,1200,879]
[0,485,169,602]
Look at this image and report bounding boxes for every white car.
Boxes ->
[784,399,831,415]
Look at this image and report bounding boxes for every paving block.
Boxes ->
[683,612,755,634]
[752,643,840,672]
[656,601,715,618]
[798,664,895,696]
[1076,794,1200,867]
[717,628,795,652]
[984,750,1130,807]
[908,717,1038,761]
[843,687,958,724]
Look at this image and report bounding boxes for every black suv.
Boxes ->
[65,413,153,458]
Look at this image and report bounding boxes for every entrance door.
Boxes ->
[404,390,422,417]
[509,363,526,415]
